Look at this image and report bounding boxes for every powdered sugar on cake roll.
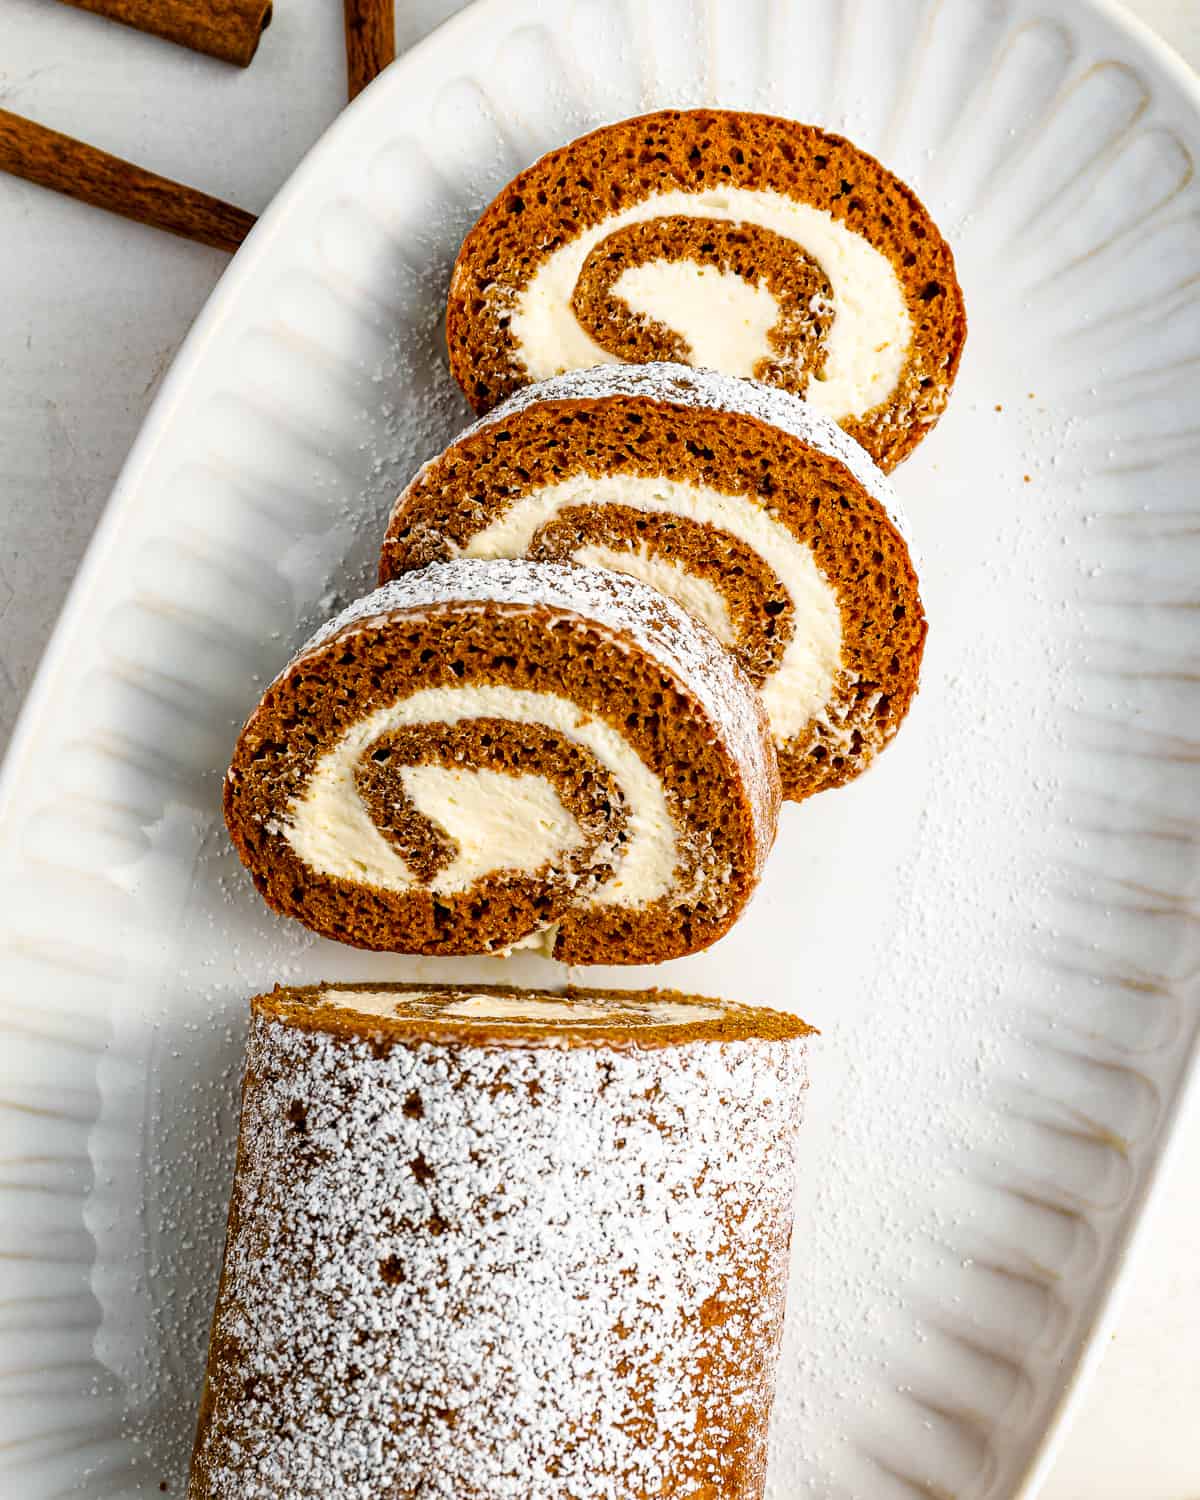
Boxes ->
[444,363,913,552]
[189,989,811,1500]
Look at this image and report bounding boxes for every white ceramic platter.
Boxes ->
[3,0,1199,1495]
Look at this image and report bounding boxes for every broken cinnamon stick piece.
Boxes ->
[344,0,395,100]
[57,0,272,69]
[0,109,256,254]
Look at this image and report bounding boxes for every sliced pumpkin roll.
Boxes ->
[380,364,925,802]
[446,109,966,470]
[224,560,780,962]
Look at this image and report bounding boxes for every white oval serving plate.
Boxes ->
[3,1,1200,1495]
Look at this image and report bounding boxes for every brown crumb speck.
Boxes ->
[378,1254,405,1285]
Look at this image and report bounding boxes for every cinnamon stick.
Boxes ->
[57,0,272,69]
[0,109,256,254]
[344,0,395,100]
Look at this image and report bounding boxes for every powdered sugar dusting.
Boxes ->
[440,363,914,552]
[291,559,780,866]
[191,1000,809,1498]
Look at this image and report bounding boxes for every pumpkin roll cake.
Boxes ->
[381,363,925,800]
[188,982,813,1500]
[224,560,779,962]
[446,109,966,469]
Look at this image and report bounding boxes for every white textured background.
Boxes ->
[0,2,1196,1494]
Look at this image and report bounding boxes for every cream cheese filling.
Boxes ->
[571,542,736,646]
[508,186,911,421]
[612,261,781,375]
[462,474,843,743]
[318,988,725,1024]
[396,764,584,888]
[284,684,676,905]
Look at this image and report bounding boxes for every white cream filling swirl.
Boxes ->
[508,187,911,422]
[462,474,843,745]
[318,989,726,1024]
[283,684,676,907]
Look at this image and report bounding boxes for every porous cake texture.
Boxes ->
[446,109,966,469]
[381,364,925,799]
[224,560,780,962]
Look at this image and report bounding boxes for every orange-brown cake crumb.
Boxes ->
[224,561,780,962]
[446,109,966,470]
[382,365,925,800]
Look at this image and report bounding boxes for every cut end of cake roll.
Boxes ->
[190,982,812,1500]
[256,979,816,1048]
[224,560,780,963]
[381,364,926,801]
[446,109,966,470]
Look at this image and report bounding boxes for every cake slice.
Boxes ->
[189,983,813,1500]
[224,560,779,962]
[381,363,925,801]
[446,108,966,470]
